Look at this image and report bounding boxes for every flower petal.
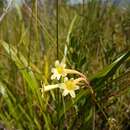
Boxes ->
[56,74,61,80]
[75,85,80,90]
[63,89,69,96]
[55,60,60,67]
[61,62,66,68]
[51,68,56,73]
[70,91,76,98]
[51,74,56,80]
[70,78,74,80]
[64,77,68,82]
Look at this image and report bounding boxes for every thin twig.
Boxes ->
[0,0,12,23]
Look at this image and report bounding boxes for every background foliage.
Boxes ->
[0,0,130,130]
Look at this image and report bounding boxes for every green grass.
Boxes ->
[0,0,130,130]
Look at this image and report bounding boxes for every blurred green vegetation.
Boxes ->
[0,0,130,130]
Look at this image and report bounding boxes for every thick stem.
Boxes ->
[43,83,63,91]
[74,77,89,85]
[65,69,87,79]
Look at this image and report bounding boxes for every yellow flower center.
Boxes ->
[57,66,64,74]
[65,80,75,90]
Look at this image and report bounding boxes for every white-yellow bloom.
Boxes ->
[61,78,80,98]
[51,60,87,81]
[41,78,79,98]
[41,77,89,98]
[51,60,66,80]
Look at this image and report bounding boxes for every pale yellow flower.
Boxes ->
[51,60,87,81]
[51,60,66,80]
[61,78,80,98]
[42,58,89,98]
[41,78,79,98]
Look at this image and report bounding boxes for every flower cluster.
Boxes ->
[41,59,89,98]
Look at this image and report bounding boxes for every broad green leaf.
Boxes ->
[90,51,130,86]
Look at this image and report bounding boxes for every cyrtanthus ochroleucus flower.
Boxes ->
[41,60,90,98]
[51,60,86,80]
